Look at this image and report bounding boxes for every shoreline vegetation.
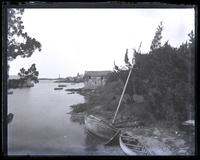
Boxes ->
[68,25,195,155]
[8,79,34,89]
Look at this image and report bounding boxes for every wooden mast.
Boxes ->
[112,66,133,124]
[112,44,140,124]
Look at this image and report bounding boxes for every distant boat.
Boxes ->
[58,84,67,87]
[7,113,14,124]
[119,132,151,155]
[54,87,63,90]
[54,74,64,90]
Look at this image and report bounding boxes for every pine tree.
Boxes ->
[150,21,163,51]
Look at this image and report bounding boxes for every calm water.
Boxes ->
[8,80,124,155]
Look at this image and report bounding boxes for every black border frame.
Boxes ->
[1,1,199,160]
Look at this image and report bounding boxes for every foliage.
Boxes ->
[88,80,124,111]
[8,79,21,89]
[105,22,195,125]
[7,9,41,61]
[70,103,88,113]
[124,49,132,67]
[150,21,163,51]
[18,64,39,84]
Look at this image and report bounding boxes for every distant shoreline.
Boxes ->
[38,78,59,80]
[38,78,84,83]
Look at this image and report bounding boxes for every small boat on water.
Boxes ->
[58,84,67,87]
[54,74,64,90]
[84,115,120,144]
[119,132,151,155]
[54,87,63,90]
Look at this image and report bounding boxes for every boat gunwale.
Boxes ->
[84,115,120,144]
[119,133,151,155]
[86,115,117,131]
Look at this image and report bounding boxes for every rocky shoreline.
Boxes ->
[65,88,94,96]
[68,88,195,155]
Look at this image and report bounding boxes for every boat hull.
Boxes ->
[85,115,120,143]
[119,133,150,155]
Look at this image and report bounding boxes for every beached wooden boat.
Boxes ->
[119,132,151,155]
[84,115,120,144]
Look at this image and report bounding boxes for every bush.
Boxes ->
[70,103,88,113]
[87,80,124,111]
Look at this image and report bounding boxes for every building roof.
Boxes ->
[8,75,20,79]
[84,71,111,77]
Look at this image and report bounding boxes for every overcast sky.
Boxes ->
[8,8,194,78]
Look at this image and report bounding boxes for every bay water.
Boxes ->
[7,80,124,155]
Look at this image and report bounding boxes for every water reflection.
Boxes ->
[8,81,85,155]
